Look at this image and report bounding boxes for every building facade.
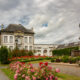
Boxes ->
[0,24,34,50]
[0,24,57,56]
[34,44,57,56]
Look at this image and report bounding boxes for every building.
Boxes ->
[34,44,57,56]
[0,24,34,50]
[0,24,57,56]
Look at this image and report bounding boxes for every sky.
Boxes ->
[0,0,80,44]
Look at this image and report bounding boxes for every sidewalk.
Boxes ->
[0,69,9,80]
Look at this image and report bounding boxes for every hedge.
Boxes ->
[52,46,79,56]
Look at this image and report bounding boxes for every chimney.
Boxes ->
[1,24,4,30]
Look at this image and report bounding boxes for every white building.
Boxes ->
[0,24,57,56]
[34,44,57,56]
[0,24,34,50]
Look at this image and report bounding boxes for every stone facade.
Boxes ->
[34,44,57,56]
[0,24,58,56]
[0,24,34,50]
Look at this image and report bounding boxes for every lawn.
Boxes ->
[1,68,80,80]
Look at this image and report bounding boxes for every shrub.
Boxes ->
[69,57,77,64]
[27,51,34,56]
[61,56,69,63]
[52,46,79,56]
[51,57,58,62]
[0,46,10,64]
[9,61,60,80]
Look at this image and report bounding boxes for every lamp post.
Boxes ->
[15,39,18,48]
[15,39,18,61]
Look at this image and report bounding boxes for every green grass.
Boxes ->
[1,68,80,80]
[1,68,14,80]
[27,60,50,64]
[57,73,80,80]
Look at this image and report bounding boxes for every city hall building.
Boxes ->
[0,24,56,56]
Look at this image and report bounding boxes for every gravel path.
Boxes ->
[50,63,80,77]
[33,63,80,77]
[0,69,9,80]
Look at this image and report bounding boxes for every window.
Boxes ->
[24,37,28,43]
[37,47,41,49]
[29,37,32,43]
[25,46,28,50]
[37,50,41,52]
[29,46,32,50]
[4,36,8,43]
[18,38,22,44]
[10,36,13,43]
[9,46,13,50]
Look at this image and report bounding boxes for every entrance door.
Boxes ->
[43,49,47,56]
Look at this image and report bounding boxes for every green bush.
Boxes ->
[11,48,29,57]
[52,46,79,56]
[61,56,69,63]
[0,46,10,64]
[27,51,34,56]
[69,57,77,63]
[45,57,52,60]
[51,57,58,62]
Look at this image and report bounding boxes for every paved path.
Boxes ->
[0,63,80,80]
[50,63,80,77]
[0,69,9,80]
[33,63,80,77]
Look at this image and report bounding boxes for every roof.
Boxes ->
[0,24,34,34]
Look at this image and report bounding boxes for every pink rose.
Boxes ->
[14,74,18,80]
[46,77,48,80]
[32,76,36,80]
[48,66,52,70]
[55,68,60,73]
[25,76,30,80]
[22,74,25,78]
[55,77,58,80]
[31,69,34,72]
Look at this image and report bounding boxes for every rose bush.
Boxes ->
[9,61,60,80]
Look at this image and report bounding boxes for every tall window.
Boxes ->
[25,46,28,50]
[9,46,13,50]
[29,46,32,50]
[24,37,28,43]
[29,37,32,43]
[4,36,8,43]
[10,36,13,43]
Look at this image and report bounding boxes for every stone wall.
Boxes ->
[71,50,80,57]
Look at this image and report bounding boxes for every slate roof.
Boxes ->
[0,24,34,34]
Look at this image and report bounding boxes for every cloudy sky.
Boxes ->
[0,0,80,44]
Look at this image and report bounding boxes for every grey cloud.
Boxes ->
[0,0,80,44]
[0,0,20,11]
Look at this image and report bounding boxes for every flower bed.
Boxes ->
[9,61,60,80]
[51,56,80,64]
[8,56,53,62]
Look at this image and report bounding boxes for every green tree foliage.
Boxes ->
[0,46,9,64]
[52,46,79,56]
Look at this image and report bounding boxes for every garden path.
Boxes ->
[50,63,80,77]
[33,63,80,77]
[0,69,9,80]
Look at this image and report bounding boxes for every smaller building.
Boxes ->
[34,44,57,56]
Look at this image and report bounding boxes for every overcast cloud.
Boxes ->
[0,0,80,44]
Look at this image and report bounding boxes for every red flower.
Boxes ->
[44,62,48,66]
[21,62,25,65]
[39,62,43,66]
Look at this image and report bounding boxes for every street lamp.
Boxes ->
[15,39,18,48]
